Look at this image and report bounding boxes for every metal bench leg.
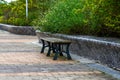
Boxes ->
[53,52,59,60]
[41,39,45,53]
[53,44,59,60]
[52,43,56,53]
[59,44,63,56]
[46,42,51,56]
[66,44,72,60]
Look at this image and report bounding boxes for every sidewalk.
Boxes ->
[0,30,117,80]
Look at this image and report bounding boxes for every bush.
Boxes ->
[35,0,120,37]
[38,0,100,34]
[40,0,89,34]
[93,0,120,37]
[32,0,58,29]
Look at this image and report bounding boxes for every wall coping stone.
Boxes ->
[52,33,120,47]
[0,23,36,35]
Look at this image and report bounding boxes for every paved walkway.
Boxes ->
[0,30,117,80]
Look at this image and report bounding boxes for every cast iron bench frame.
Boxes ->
[40,37,72,60]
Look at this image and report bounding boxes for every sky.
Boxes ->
[5,0,16,3]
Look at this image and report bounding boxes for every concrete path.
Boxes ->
[0,30,117,80]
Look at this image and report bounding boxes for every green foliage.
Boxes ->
[36,0,120,37]
[7,17,27,26]
[39,0,87,34]
[94,0,120,37]
[32,0,58,29]
[0,0,53,26]
[0,0,7,4]
[0,0,26,25]
[0,0,120,37]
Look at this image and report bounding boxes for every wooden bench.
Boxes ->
[40,37,72,60]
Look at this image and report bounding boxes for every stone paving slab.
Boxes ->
[0,52,75,64]
[0,30,118,80]
[0,39,37,42]
[0,43,40,52]
[0,64,92,73]
[0,35,37,38]
[0,73,113,80]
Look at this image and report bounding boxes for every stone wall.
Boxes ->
[0,24,36,35]
[36,32,120,70]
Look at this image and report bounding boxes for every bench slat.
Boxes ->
[41,38,71,44]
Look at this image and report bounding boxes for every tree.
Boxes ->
[0,0,7,3]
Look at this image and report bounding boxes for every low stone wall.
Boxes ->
[0,24,36,35]
[36,32,120,70]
